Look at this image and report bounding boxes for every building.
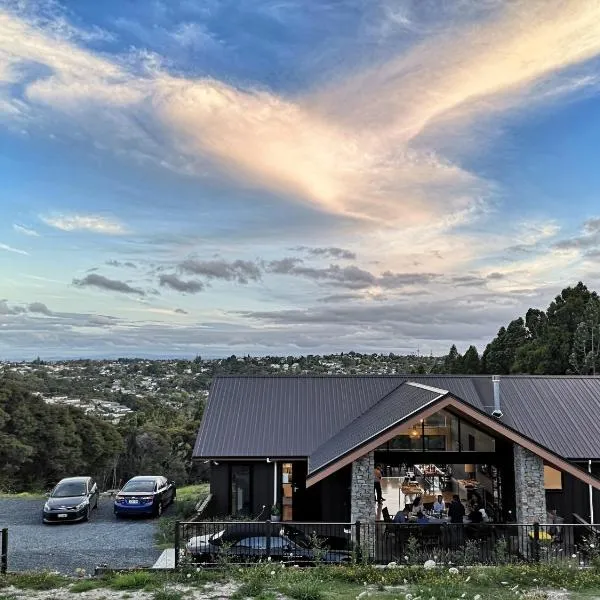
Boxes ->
[193,375,600,525]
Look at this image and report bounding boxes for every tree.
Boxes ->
[461,346,481,374]
[443,345,462,374]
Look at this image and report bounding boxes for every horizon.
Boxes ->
[2,1,600,359]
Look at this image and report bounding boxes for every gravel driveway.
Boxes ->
[0,497,164,574]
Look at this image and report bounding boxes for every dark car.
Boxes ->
[42,476,99,523]
[185,523,352,564]
[114,475,176,518]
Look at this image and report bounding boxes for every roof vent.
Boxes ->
[491,375,503,419]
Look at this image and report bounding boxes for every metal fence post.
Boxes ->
[355,521,361,562]
[174,521,180,570]
[533,522,540,563]
[1,528,7,574]
[266,520,271,559]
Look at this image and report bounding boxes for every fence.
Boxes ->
[175,520,600,567]
[1,528,7,574]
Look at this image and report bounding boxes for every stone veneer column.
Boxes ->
[514,445,546,523]
[351,451,375,559]
[351,451,375,523]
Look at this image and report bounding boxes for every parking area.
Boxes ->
[0,497,163,574]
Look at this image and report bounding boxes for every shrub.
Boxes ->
[1,572,69,590]
[153,589,184,600]
[70,579,103,593]
[283,579,323,600]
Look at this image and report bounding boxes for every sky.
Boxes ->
[2,0,600,360]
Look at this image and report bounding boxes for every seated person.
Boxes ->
[433,495,445,514]
[468,503,483,523]
[393,506,410,523]
[411,496,423,515]
[416,511,429,524]
[448,494,465,524]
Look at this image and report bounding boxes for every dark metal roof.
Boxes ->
[193,375,600,461]
[308,382,446,473]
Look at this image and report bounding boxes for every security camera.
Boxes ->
[491,409,503,419]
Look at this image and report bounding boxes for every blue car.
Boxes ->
[114,476,176,518]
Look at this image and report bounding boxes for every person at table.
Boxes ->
[411,496,422,515]
[433,495,445,514]
[448,494,465,524]
[393,506,410,523]
[416,511,429,524]
[468,502,483,523]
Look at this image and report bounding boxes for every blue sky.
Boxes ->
[2,0,600,359]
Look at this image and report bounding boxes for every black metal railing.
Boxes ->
[1,528,7,574]
[175,520,600,567]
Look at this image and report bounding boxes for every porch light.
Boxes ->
[411,425,420,438]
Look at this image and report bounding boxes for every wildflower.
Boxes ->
[405,556,409,561]
[461,594,466,598]
[424,560,436,570]
[186,573,191,579]
[474,595,481,600]
[405,594,413,600]
[267,556,272,562]
[449,567,459,575]
[501,581,508,585]
[270,570,275,576]
[590,544,596,549]
[572,554,577,558]
[403,579,408,584]
[387,561,398,568]
[511,585,519,591]
[465,576,471,583]
[532,579,537,583]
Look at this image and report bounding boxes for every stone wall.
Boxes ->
[351,451,375,523]
[514,445,546,523]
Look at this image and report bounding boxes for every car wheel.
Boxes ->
[83,506,90,522]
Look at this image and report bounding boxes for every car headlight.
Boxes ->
[43,502,51,511]
[76,500,89,510]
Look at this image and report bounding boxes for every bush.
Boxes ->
[283,580,323,600]
[153,589,184,600]
[0,572,69,590]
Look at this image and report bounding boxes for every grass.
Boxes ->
[0,491,45,500]
[106,571,161,591]
[69,579,103,593]
[153,589,185,600]
[0,572,70,590]
[155,482,210,548]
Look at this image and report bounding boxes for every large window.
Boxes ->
[231,465,251,516]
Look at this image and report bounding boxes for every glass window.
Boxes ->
[122,479,156,493]
[236,536,266,549]
[52,481,87,497]
[231,465,251,516]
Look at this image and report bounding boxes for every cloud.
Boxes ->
[72,274,145,296]
[178,259,261,284]
[267,258,439,290]
[295,246,357,260]
[106,260,137,268]
[554,218,600,251]
[13,223,39,236]
[27,302,52,315]
[41,214,127,234]
[0,242,29,255]
[0,300,26,315]
[159,273,204,293]
[3,1,600,231]
[174,308,188,314]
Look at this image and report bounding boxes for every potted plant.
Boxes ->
[270,504,281,522]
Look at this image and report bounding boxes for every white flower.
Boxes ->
[449,567,459,575]
[511,585,519,591]
[405,556,409,561]
[405,594,413,600]
[387,561,398,568]
[572,554,577,558]
[501,581,508,585]
[474,595,481,600]
[590,544,595,549]
[532,579,537,583]
[267,556,272,562]
[424,560,436,570]
[465,576,471,583]
[270,570,275,576]
[186,573,191,579]
[461,594,466,598]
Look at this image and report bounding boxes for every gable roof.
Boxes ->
[309,382,447,473]
[192,375,600,461]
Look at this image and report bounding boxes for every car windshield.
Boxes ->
[52,481,86,497]
[121,480,155,493]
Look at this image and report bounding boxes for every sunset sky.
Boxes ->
[2,0,600,359]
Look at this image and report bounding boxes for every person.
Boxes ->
[416,511,429,524]
[411,495,422,515]
[393,506,410,523]
[468,503,483,523]
[448,494,465,524]
[433,495,445,514]
[374,464,385,503]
